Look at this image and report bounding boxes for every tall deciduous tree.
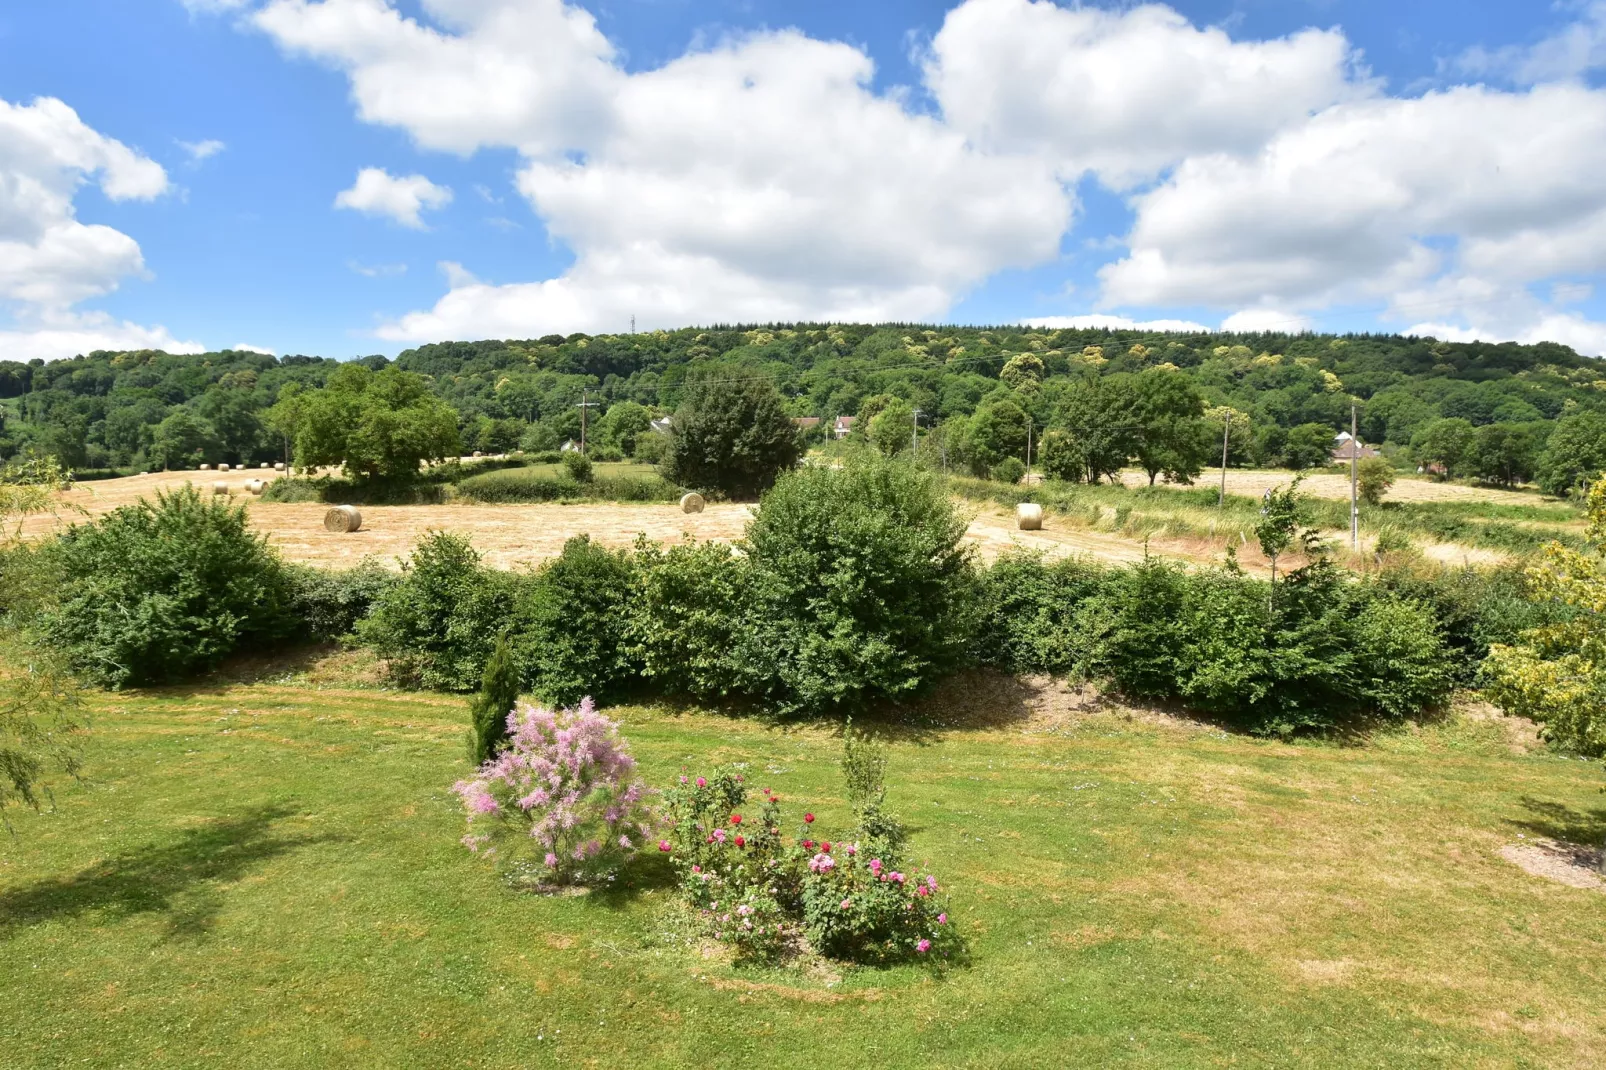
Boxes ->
[664,374,801,498]
[1535,410,1606,497]
[1130,368,1209,485]
[291,364,462,480]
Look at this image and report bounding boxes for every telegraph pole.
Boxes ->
[912,408,923,455]
[576,390,599,455]
[1218,411,1231,508]
[1026,419,1034,485]
[1350,403,1360,551]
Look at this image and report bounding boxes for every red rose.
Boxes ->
[804,813,815,824]
[735,835,746,848]
[730,814,742,825]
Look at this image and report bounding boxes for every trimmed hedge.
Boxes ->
[453,467,681,503]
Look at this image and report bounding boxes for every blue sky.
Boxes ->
[2,0,1605,360]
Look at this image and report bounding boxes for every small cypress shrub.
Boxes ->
[467,633,521,764]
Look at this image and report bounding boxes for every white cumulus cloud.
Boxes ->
[245,0,1606,354]
[334,167,452,228]
[0,96,193,360]
[925,0,1369,187]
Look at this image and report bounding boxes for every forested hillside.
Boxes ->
[4,325,1604,487]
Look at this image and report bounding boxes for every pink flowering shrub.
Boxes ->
[664,766,958,965]
[453,698,657,885]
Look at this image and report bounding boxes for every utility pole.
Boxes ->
[1350,402,1360,552]
[1026,419,1034,485]
[912,408,923,455]
[1218,411,1231,509]
[576,390,599,455]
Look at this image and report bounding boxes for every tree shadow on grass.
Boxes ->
[1509,796,1606,848]
[0,803,342,941]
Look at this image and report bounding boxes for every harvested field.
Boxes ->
[1117,467,1549,505]
[18,470,1498,575]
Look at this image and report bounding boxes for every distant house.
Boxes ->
[833,415,856,439]
[649,417,673,435]
[793,417,822,431]
[560,439,579,452]
[1331,431,1380,462]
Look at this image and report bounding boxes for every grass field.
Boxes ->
[2,662,1603,1068]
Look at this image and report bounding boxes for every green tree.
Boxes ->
[595,401,653,457]
[1485,475,1606,756]
[1282,423,1335,471]
[1357,456,1395,506]
[1130,368,1209,485]
[1535,410,1606,497]
[198,389,266,464]
[292,364,461,480]
[1466,423,1537,487]
[148,409,220,470]
[999,353,1045,390]
[1413,418,1475,479]
[1255,478,1317,593]
[966,399,1030,474]
[869,398,916,456]
[467,633,520,765]
[1036,428,1086,482]
[1054,375,1137,483]
[664,375,801,498]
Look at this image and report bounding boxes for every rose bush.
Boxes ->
[662,766,957,966]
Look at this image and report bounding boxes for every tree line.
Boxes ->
[5,324,1606,493]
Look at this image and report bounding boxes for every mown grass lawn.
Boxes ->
[2,674,1604,1068]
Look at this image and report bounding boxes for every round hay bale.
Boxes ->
[260,462,271,470]
[1017,503,1044,531]
[274,462,286,472]
[211,481,229,495]
[218,463,231,473]
[199,464,212,471]
[472,450,484,458]
[245,479,266,495]
[323,505,363,533]
[680,492,706,514]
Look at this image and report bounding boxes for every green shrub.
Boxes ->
[509,535,639,706]
[452,467,680,503]
[561,451,594,482]
[356,532,517,691]
[44,486,292,688]
[973,551,1110,675]
[282,559,399,641]
[259,476,447,505]
[735,457,979,714]
[990,456,1026,485]
[629,536,748,701]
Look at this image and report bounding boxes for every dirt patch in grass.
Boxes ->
[1499,840,1606,891]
